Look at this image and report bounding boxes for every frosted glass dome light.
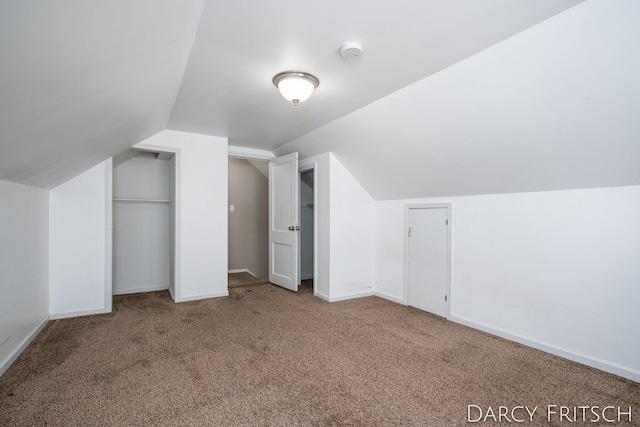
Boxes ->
[273,71,319,106]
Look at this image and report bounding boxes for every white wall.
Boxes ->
[375,185,640,381]
[113,157,170,199]
[113,157,171,295]
[0,180,49,376]
[299,153,375,301]
[329,154,375,300]
[49,161,111,319]
[135,130,228,302]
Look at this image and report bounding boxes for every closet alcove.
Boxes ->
[112,149,176,299]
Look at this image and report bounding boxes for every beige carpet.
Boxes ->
[1,283,638,426]
[228,271,267,288]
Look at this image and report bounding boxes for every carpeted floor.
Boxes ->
[1,282,638,426]
[228,272,267,288]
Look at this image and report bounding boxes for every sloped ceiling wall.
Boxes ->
[276,0,640,200]
[1,0,587,190]
[0,0,204,188]
[2,0,637,199]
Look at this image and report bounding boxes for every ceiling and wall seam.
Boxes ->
[7,0,637,198]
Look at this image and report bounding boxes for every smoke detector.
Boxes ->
[339,41,362,59]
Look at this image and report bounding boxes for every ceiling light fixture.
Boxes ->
[272,71,319,106]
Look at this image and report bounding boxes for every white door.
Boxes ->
[407,207,449,317]
[268,153,299,291]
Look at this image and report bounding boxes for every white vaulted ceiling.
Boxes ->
[167,0,584,149]
[5,0,640,200]
[276,0,640,199]
[0,0,205,188]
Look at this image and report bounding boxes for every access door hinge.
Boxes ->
[445,295,447,301]
[408,226,412,237]
[445,219,449,226]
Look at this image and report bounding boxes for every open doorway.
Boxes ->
[228,157,269,288]
[112,149,176,299]
[227,153,317,296]
[299,169,314,293]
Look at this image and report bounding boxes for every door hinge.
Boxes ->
[408,226,412,237]
[445,295,447,301]
[445,219,448,226]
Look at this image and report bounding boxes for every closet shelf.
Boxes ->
[113,198,172,204]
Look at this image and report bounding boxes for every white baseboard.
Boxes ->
[50,307,108,320]
[229,268,258,277]
[228,268,260,278]
[374,290,404,305]
[0,315,49,377]
[315,289,375,303]
[177,290,229,303]
[315,291,330,302]
[449,314,640,383]
[167,286,175,301]
[327,289,375,303]
[112,284,169,295]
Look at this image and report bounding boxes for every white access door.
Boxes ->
[407,207,449,317]
[268,153,299,291]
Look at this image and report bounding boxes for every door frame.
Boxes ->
[227,149,275,289]
[403,202,453,319]
[114,143,181,302]
[298,164,317,296]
